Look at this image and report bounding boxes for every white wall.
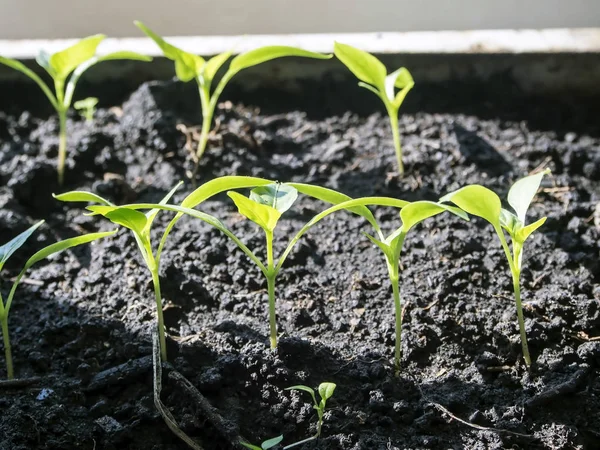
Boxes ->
[1,0,599,39]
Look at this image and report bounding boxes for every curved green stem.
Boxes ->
[57,110,67,185]
[1,316,13,379]
[386,105,403,175]
[191,83,214,181]
[151,267,168,361]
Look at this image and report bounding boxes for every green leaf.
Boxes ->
[400,201,467,233]
[74,97,98,110]
[261,435,284,449]
[0,221,44,271]
[53,191,114,206]
[202,51,233,85]
[385,67,413,103]
[318,382,336,401]
[229,46,332,77]
[250,183,298,214]
[0,56,58,109]
[240,443,261,450]
[228,192,281,232]
[87,206,148,236]
[94,51,153,64]
[507,169,550,223]
[135,21,203,82]
[36,50,55,77]
[144,181,183,233]
[363,232,393,258]
[49,34,106,80]
[181,176,272,209]
[334,42,387,89]
[516,216,547,243]
[21,230,116,272]
[440,185,501,227]
[499,208,519,234]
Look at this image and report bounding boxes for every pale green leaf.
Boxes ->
[516,216,547,243]
[22,230,116,272]
[145,181,183,233]
[357,81,382,97]
[229,46,332,77]
[53,191,114,206]
[363,232,392,259]
[334,42,387,89]
[36,49,55,77]
[440,185,501,227]
[228,192,281,232]
[203,51,233,84]
[94,51,153,64]
[507,169,550,223]
[49,34,106,80]
[181,176,272,209]
[318,382,336,401]
[400,201,466,233]
[87,206,148,236]
[261,435,284,449]
[250,183,298,214]
[499,208,519,234]
[0,221,44,270]
[384,67,414,103]
[74,97,98,110]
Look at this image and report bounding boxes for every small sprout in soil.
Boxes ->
[135,21,332,180]
[240,435,283,450]
[54,183,183,361]
[0,37,151,184]
[0,221,115,379]
[441,169,551,367]
[74,97,98,122]
[286,382,337,439]
[334,42,414,175]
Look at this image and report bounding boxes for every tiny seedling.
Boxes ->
[286,197,467,373]
[441,169,551,366]
[74,97,98,122]
[286,382,336,439]
[0,37,151,184]
[0,221,115,379]
[334,42,414,175]
[240,435,283,450]
[135,21,332,180]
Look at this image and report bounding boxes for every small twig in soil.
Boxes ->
[152,330,204,450]
[0,376,41,389]
[430,402,533,438]
[570,331,600,342]
[486,365,513,373]
[422,298,440,311]
[524,367,590,410]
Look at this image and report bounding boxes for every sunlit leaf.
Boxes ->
[49,34,106,80]
[36,50,55,77]
[507,169,550,223]
[499,208,519,234]
[87,206,148,236]
[73,97,98,110]
[385,67,413,103]
[53,191,114,206]
[261,435,284,449]
[228,192,281,232]
[250,183,298,214]
[181,176,272,209]
[440,185,501,227]
[0,221,44,271]
[144,181,183,233]
[229,46,331,77]
[334,42,387,89]
[400,201,467,233]
[516,216,547,243]
[203,51,233,84]
[318,382,336,401]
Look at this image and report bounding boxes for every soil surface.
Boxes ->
[1,74,600,450]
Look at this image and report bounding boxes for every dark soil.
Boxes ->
[1,74,600,450]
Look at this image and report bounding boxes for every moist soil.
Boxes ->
[1,75,600,450]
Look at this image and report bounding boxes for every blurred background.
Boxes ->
[1,0,599,39]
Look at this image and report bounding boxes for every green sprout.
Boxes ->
[0,220,115,379]
[135,21,332,180]
[334,42,414,175]
[285,198,467,373]
[286,382,336,439]
[240,435,283,450]
[73,96,98,122]
[0,36,151,184]
[441,169,551,366]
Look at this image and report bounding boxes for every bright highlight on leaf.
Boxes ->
[136,21,332,181]
[441,169,551,366]
[334,42,414,175]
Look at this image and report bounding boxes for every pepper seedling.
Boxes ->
[240,435,283,450]
[74,97,98,123]
[0,220,115,379]
[135,21,332,180]
[284,197,467,373]
[286,382,336,440]
[440,169,551,366]
[0,37,151,184]
[334,42,414,175]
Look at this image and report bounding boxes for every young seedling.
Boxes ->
[74,97,98,122]
[0,221,115,379]
[0,36,151,184]
[284,198,467,373]
[135,21,332,180]
[440,169,551,366]
[334,42,414,175]
[286,382,336,440]
[240,435,283,450]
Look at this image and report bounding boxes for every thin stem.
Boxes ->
[512,269,531,366]
[265,229,278,349]
[1,316,13,379]
[151,268,168,361]
[386,105,404,175]
[57,110,67,185]
[191,83,214,181]
[283,436,317,449]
